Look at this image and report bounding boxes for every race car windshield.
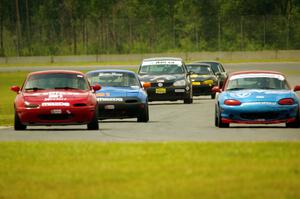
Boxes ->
[24,73,89,91]
[139,64,184,75]
[226,77,289,90]
[87,72,140,88]
[187,65,213,75]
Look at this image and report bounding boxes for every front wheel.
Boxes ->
[211,93,216,99]
[184,89,193,104]
[286,110,300,128]
[216,105,229,128]
[87,110,99,130]
[137,104,149,123]
[14,111,26,130]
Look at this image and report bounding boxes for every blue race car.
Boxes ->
[213,70,300,128]
[86,70,149,122]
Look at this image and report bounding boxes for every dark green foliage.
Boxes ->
[1,0,300,56]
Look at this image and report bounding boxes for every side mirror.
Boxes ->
[92,84,101,91]
[188,71,194,75]
[294,85,300,92]
[215,72,221,76]
[142,82,151,89]
[212,86,221,93]
[11,86,20,93]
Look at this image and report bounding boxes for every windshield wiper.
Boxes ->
[226,88,246,91]
[257,87,276,90]
[54,87,79,90]
[25,87,45,91]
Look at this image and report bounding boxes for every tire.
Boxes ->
[184,97,193,104]
[217,105,229,128]
[87,110,99,130]
[286,110,300,128]
[214,105,219,127]
[14,111,26,130]
[184,88,193,104]
[211,93,216,99]
[137,104,149,123]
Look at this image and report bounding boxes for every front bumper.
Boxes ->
[98,102,146,119]
[220,103,299,124]
[16,106,96,125]
[146,86,190,101]
[192,85,214,96]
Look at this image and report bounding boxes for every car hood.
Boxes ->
[23,90,90,102]
[95,86,140,98]
[223,89,293,103]
[139,74,185,83]
[190,74,216,81]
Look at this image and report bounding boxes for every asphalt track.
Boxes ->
[0,62,300,141]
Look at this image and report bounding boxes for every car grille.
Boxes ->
[38,114,73,120]
[125,99,138,103]
[151,82,173,87]
[240,112,279,120]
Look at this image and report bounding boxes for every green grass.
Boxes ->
[0,72,28,126]
[0,142,299,199]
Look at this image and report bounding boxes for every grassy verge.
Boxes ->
[0,142,299,199]
[0,72,28,126]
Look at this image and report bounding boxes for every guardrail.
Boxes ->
[1,50,300,64]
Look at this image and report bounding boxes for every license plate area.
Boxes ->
[192,82,201,86]
[51,109,62,114]
[155,88,166,94]
[104,105,115,110]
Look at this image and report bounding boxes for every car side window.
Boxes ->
[219,64,225,72]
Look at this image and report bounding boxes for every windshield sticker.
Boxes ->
[142,60,182,66]
[230,73,285,81]
[99,73,123,76]
[41,102,70,107]
[77,75,83,78]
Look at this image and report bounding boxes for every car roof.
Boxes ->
[194,60,222,64]
[229,70,285,77]
[142,57,183,62]
[28,70,85,76]
[186,63,211,67]
[86,69,136,75]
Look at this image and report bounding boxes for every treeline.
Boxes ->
[1,0,300,56]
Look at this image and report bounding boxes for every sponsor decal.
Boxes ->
[97,98,123,102]
[230,92,251,98]
[41,102,70,107]
[96,92,111,97]
[45,92,66,101]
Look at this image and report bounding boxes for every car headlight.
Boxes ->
[173,80,186,87]
[24,101,39,108]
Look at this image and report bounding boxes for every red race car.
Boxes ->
[11,70,101,130]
